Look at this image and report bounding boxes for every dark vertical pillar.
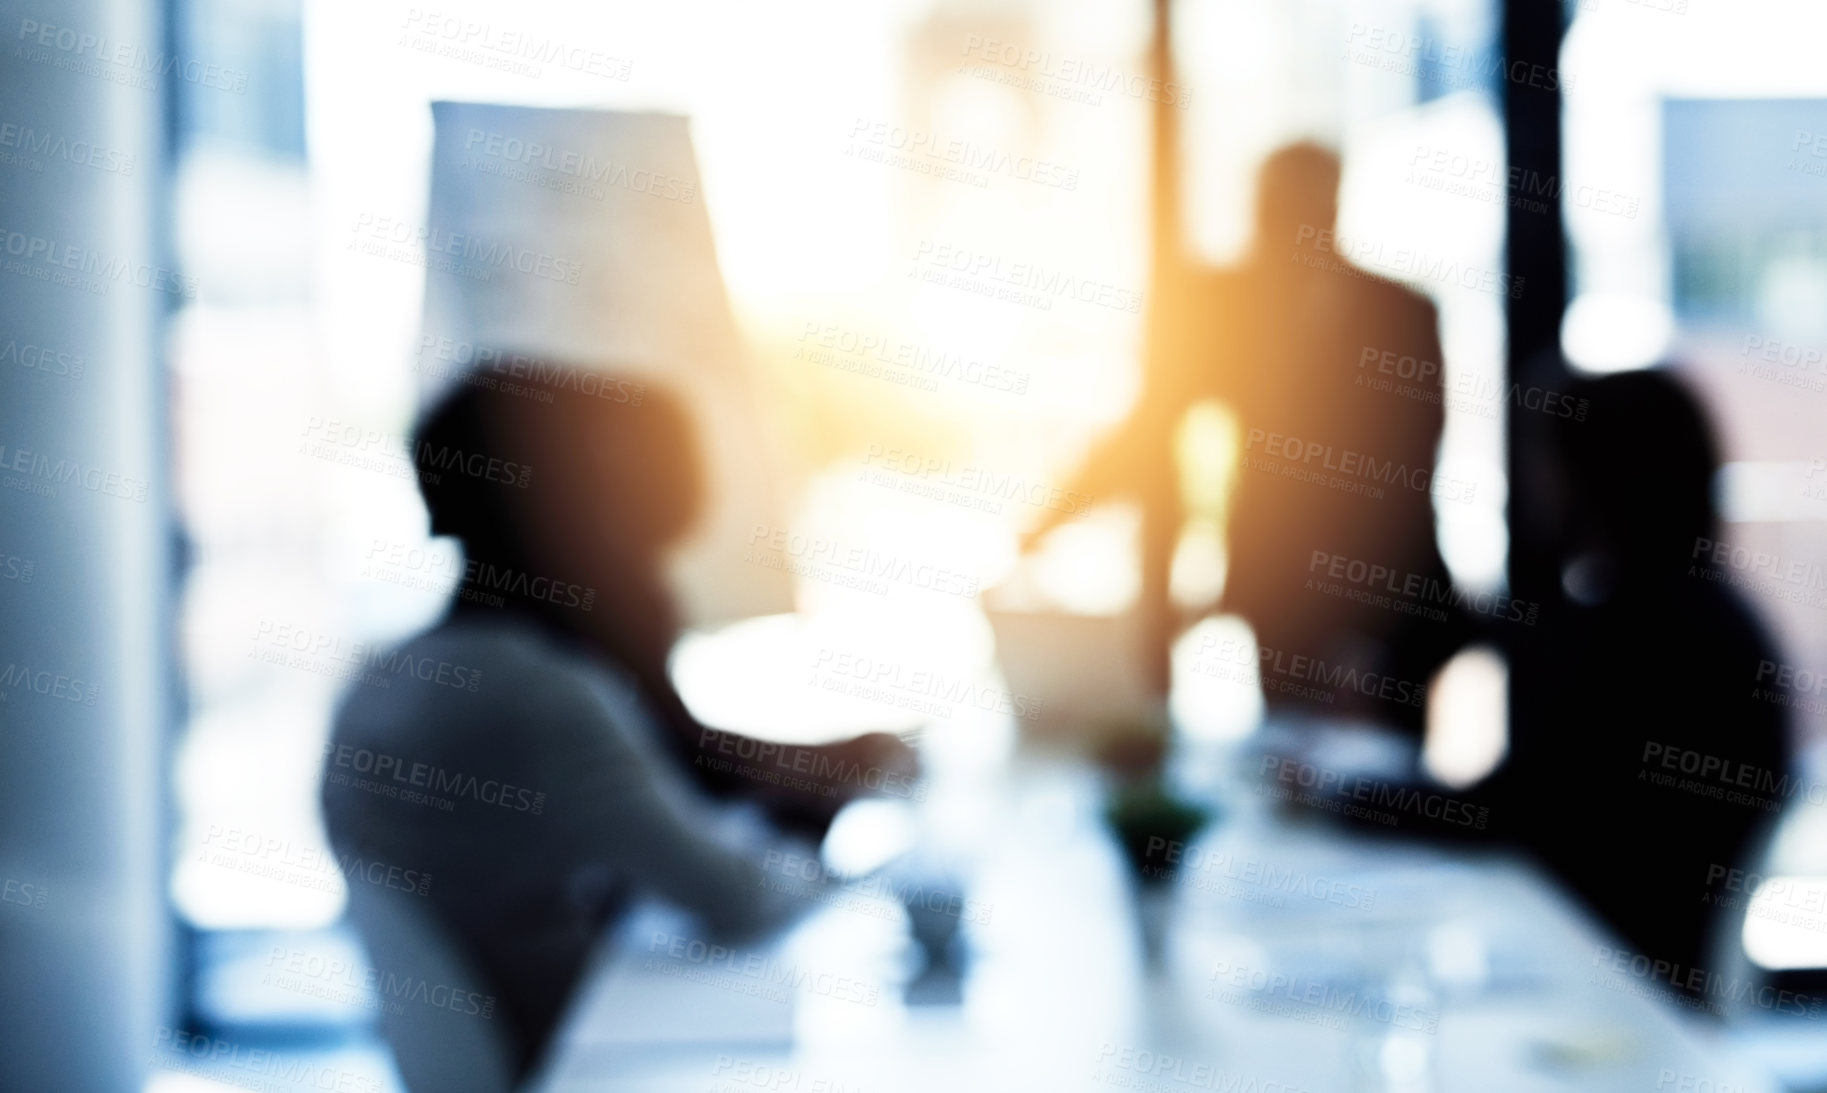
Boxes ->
[1502,4,1570,641]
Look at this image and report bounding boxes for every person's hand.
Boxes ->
[758,732,921,839]
[842,731,922,793]
[1019,511,1067,556]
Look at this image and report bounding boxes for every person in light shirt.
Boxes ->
[323,368,915,1079]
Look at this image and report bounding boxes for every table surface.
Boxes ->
[532,746,1781,1093]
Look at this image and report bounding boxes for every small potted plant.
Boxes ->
[1094,714,1214,875]
[1092,712,1214,965]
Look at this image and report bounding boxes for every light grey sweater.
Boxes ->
[320,615,806,1067]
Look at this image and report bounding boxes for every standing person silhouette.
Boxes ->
[1030,143,1468,733]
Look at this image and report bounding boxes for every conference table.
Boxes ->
[531,731,1779,1093]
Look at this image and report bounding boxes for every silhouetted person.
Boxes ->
[1033,143,1468,731]
[323,371,914,1081]
[1492,368,1789,998]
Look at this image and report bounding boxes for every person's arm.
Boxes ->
[1022,406,1168,547]
[539,662,816,942]
[573,585,915,837]
[634,663,914,838]
[1023,268,1235,550]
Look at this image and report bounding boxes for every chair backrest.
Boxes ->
[343,883,519,1093]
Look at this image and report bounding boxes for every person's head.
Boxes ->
[1549,368,1719,582]
[1253,142,1341,253]
[413,365,702,603]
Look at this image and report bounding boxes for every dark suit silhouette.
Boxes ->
[1492,369,1789,996]
[1033,143,1469,732]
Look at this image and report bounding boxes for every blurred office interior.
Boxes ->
[6,0,1827,1089]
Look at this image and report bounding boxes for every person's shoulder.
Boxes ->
[1354,275,1437,322]
[331,616,604,736]
[1614,579,1790,734]
[406,614,565,670]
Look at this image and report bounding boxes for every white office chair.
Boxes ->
[343,884,519,1093]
